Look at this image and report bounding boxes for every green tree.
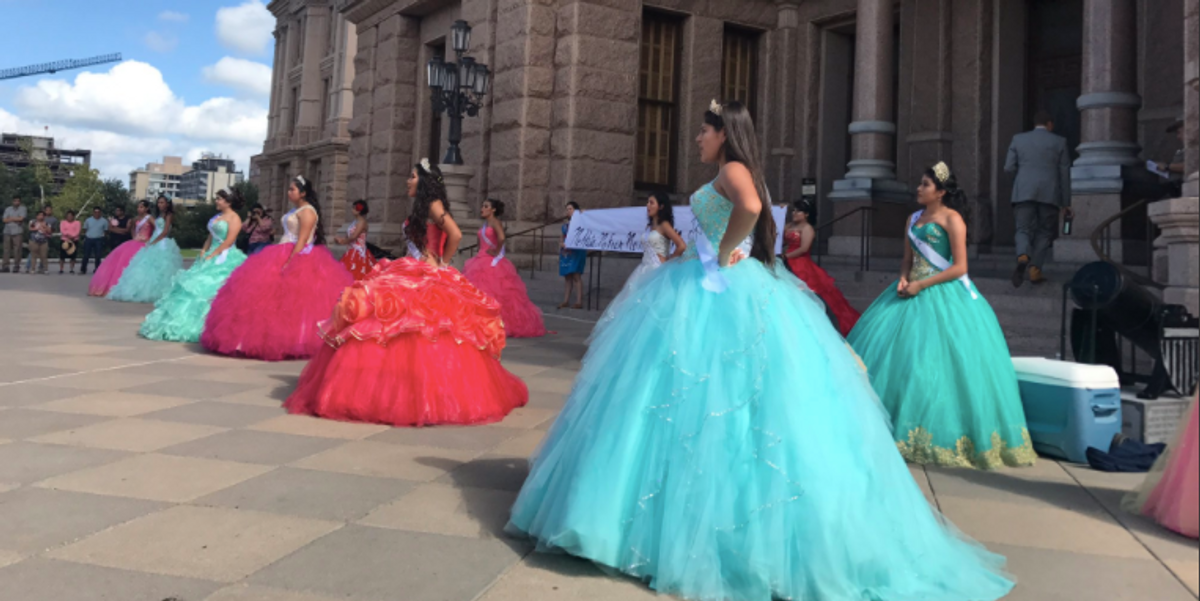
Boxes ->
[48,167,103,216]
[173,203,220,250]
[100,178,133,215]
[232,180,259,211]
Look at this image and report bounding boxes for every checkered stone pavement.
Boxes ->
[0,273,1196,601]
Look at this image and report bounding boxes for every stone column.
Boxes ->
[276,22,297,141]
[829,0,909,256]
[770,0,802,199]
[1148,0,1200,315]
[295,4,331,146]
[1061,0,1156,263]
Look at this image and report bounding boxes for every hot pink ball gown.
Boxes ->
[88,215,152,297]
[462,225,546,338]
[1125,396,1198,539]
[201,205,353,361]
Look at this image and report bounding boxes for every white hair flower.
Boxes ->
[709,99,723,116]
[420,157,432,173]
[932,161,950,183]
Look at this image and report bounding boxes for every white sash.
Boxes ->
[908,211,977,300]
[482,227,506,267]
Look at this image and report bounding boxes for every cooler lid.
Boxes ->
[1011,357,1120,389]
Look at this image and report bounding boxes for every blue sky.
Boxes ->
[0,0,275,182]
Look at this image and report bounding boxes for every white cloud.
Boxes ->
[215,0,275,56]
[159,10,189,22]
[144,31,179,53]
[203,57,272,97]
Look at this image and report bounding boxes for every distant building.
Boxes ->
[0,132,91,195]
[178,155,244,203]
[129,157,189,202]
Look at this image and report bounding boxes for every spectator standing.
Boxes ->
[80,207,109,275]
[108,206,131,252]
[1004,110,1073,287]
[59,210,81,274]
[27,211,51,274]
[26,206,59,273]
[2,195,28,273]
[245,206,275,254]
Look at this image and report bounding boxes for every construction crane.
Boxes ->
[0,53,122,81]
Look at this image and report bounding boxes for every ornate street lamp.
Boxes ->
[427,20,491,166]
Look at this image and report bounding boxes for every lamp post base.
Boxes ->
[440,164,478,228]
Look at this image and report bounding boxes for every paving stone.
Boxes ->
[46,505,341,583]
[435,454,531,492]
[0,383,86,408]
[292,441,478,482]
[32,417,227,452]
[35,453,272,502]
[196,467,413,522]
[204,584,349,601]
[476,553,660,600]
[121,378,258,400]
[33,391,195,417]
[42,370,172,391]
[249,414,390,440]
[162,430,341,465]
[994,543,1196,601]
[0,409,109,439]
[0,558,222,601]
[359,483,518,539]
[0,442,130,486]
[0,488,165,554]
[249,525,527,601]
[368,424,520,452]
[142,401,284,428]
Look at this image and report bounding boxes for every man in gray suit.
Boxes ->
[1005,110,1072,287]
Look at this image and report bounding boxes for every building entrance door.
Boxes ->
[1025,0,1083,160]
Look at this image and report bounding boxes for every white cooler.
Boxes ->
[1011,357,1122,464]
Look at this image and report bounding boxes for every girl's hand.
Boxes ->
[896,277,909,295]
[720,248,747,268]
[899,279,924,298]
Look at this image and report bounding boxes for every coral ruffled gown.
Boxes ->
[286,222,528,427]
[139,215,248,343]
[340,222,376,280]
[848,211,1035,470]
[107,217,184,303]
[507,182,1015,601]
[88,215,152,297]
[784,229,860,336]
[1124,396,1199,539]
[201,205,353,361]
[462,225,546,338]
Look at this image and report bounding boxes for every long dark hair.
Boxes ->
[136,200,152,215]
[155,195,174,218]
[485,198,505,218]
[790,199,815,225]
[405,161,449,253]
[924,163,972,227]
[704,101,775,265]
[648,192,674,228]
[216,188,245,211]
[292,175,326,245]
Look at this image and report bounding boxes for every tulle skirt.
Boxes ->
[585,260,659,345]
[139,248,248,343]
[201,244,353,361]
[462,253,546,338]
[847,279,1035,470]
[1124,397,1199,538]
[786,255,860,336]
[106,239,184,303]
[88,240,145,297]
[286,258,528,427]
[507,257,1015,601]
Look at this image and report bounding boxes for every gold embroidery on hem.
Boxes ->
[897,427,1037,470]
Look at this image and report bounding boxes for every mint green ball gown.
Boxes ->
[848,211,1035,470]
[107,216,183,303]
[507,183,1015,601]
[140,215,247,343]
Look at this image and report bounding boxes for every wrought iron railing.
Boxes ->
[458,217,567,280]
[812,206,876,273]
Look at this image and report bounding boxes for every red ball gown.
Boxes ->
[285,223,529,427]
[462,225,546,338]
[784,229,860,336]
[340,222,377,280]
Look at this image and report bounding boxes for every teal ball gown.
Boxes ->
[507,182,1015,601]
[140,216,247,343]
[107,217,183,303]
[848,212,1035,470]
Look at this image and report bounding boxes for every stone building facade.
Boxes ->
[253,0,1197,311]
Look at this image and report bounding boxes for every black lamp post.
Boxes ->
[427,20,491,166]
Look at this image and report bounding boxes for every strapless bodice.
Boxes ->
[281,205,317,245]
[683,182,752,259]
[908,221,951,282]
[208,216,230,245]
[642,229,669,266]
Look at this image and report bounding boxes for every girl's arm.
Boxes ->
[714,162,761,267]
[660,222,687,261]
[207,215,243,259]
[903,212,968,296]
[896,216,915,293]
[430,200,462,264]
[486,217,506,257]
[148,215,171,245]
[200,233,213,256]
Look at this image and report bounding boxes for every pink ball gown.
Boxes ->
[286,222,528,427]
[462,225,546,338]
[1125,395,1199,539]
[88,215,153,297]
[201,205,353,361]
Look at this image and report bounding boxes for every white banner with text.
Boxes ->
[563,206,787,255]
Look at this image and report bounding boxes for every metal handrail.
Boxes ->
[458,216,568,279]
[812,206,876,272]
[1090,198,1164,290]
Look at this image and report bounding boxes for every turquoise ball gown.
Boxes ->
[507,182,1015,601]
[106,217,183,303]
[140,215,248,343]
[848,212,1035,470]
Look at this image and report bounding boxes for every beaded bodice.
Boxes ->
[281,205,317,245]
[208,216,230,245]
[134,216,154,241]
[642,229,669,265]
[908,221,951,282]
[149,217,166,242]
[683,181,751,260]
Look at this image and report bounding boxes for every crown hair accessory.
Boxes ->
[709,99,723,116]
[932,161,950,183]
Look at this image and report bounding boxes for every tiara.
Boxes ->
[932,161,950,183]
[709,99,723,116]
